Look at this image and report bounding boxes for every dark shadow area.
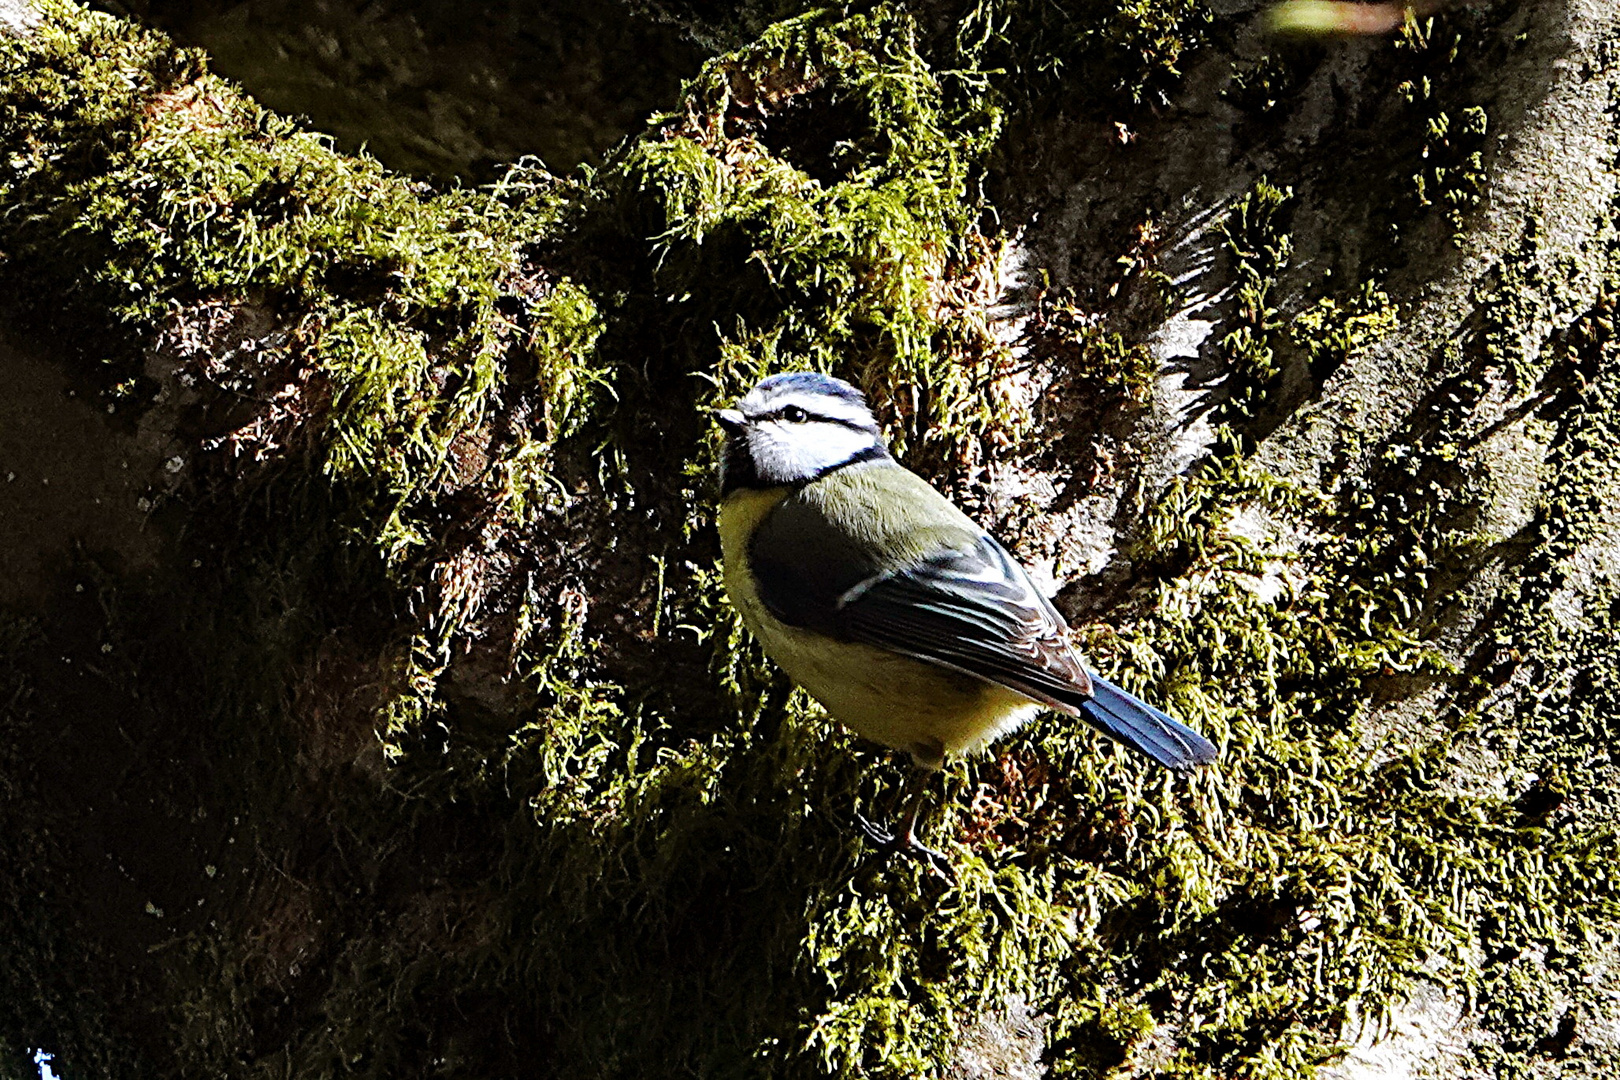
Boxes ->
[0,313,877,1076]
[93,0,712,180]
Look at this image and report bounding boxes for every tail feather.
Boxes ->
[1078,673,1217,770]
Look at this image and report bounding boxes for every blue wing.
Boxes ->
[831,534,1095,709]
[835,536,1216,770]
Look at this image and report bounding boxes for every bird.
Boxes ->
[715,371,1217,875]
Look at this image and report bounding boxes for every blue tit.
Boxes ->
[716,371,1216,874]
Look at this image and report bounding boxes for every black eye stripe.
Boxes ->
[763,405,828,424]
[739,401,878,432]
[770,409,875,432]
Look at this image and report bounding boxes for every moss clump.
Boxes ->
[572,5,1005,467]
[1394,16,1491,236]
[1288,283,1399,387]
[1214,178,1295,430]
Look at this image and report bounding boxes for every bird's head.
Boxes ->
[717,372,889,493]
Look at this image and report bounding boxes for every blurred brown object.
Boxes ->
[1266,0,1441,36]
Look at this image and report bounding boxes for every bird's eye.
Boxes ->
[780,405,809,423]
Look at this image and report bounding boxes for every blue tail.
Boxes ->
[1077,674,1217,770]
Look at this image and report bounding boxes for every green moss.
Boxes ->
[959,0,1211,116]
[1289,283,1399,386]
[645,0,1212,117]
[1215,178,1295,429]
[1096,241,1620,1077]
[1216,182,1398,436]
[1395,16,1490,236]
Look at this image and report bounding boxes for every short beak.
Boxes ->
[716,408,746,435]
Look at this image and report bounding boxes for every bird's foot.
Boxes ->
[854,813,954,881]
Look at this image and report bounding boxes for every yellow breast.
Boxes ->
[718,488,1040,765]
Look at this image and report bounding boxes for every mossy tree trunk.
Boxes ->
[1,1,1618,1078]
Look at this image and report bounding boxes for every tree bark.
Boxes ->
[1,1,1617,1078]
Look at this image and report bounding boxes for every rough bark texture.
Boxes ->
[1,1,1618,1078]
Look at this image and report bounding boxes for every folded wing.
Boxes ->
[834,535,1216,770]
[833,534,1093,709]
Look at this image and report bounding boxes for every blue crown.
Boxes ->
[754,371,867,405]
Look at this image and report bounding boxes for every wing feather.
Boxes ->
[833,534,1093,709]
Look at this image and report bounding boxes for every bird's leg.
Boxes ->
[855,750,953,880]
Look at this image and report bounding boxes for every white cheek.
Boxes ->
[750,422,872,480]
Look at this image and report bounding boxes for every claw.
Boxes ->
[854,812,895,847]
[900,836,955,881]
[856,812,954,880]
[854,771,956,881]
